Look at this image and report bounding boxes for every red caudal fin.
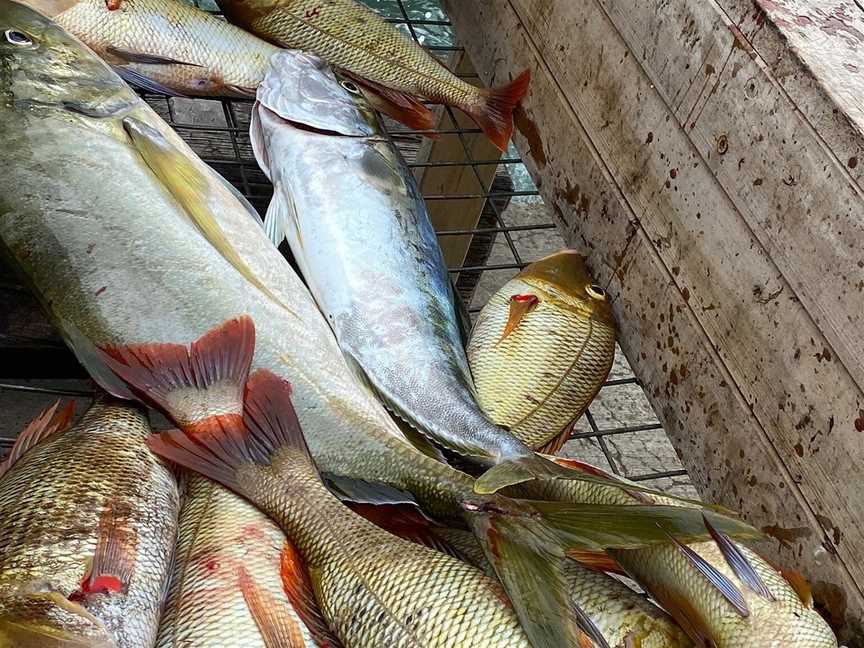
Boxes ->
[465,69,531,152]
[98,316,255,435]
[0,400,75,479]
[146,369,306,493]
[79,500,138,597]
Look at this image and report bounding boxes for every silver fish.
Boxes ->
[252,49,584,497]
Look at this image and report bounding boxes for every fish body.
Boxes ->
[252,50,565,494]
[217,0,529,149]
[526,462,838,647]
[153,372,533,648]
[355,509,694,648]
[0,15,761,648]
[0,400,181,648]
[467,250,616,453]
[46,0,278,97]
[156,474,320,648]
[0,0,471,522]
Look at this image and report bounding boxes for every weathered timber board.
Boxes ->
[444,0,864,640]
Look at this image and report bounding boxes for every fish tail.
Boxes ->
[97,316,255,436]
[465,69,531,152]
[146,367,314,495]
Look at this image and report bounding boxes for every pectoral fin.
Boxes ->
[122,117,294,316]
[106,47,203,67]
[498,294,539,343]
[79,500,138,596]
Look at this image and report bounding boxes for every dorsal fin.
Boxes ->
[279,542,344,648]
[0,400,75,479]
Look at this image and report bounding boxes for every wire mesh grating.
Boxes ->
[0,0,696,498]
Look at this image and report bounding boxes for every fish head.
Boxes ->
[0,0,133,117]
[255,49,377,137]
[518,249,615,326]
[0,588,116,648]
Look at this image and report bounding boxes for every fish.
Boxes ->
[523,458,839,647]
[467,249,616,454]
[251,49,604,496]
[155,473,332,648]
[350,503,696,648]
[0,11,759,647]
[23,0,280,97]
[150,370,542,648]
[212,0,529,148]
[0,399,181,648]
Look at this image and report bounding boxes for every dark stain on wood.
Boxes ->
[513,106,547,168]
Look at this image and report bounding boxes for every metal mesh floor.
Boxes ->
[0,0,696,499]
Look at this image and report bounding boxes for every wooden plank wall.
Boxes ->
[443,0,864,641]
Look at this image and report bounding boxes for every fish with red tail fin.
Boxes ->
[213,0,529,149]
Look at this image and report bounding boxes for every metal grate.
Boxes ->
[0,0,696,499]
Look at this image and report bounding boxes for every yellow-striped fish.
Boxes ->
[468,249,616,453]
[214,0,530,149]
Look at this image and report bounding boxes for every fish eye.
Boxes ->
[340,80,360,95]
[586,283,606,300]
[4,29,33,46]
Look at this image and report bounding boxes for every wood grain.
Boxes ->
[443,0,864,640]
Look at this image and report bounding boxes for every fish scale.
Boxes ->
[469,276,616,450]
[53,0,278,96]
[236,451,532,648]
[155,474,319,648]
[0,401,181,648]
[221,0,481,108]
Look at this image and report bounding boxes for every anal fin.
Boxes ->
[0,400,74,479]
[238,566,308,648]
[279,542,344,648]
[340,72,436,132]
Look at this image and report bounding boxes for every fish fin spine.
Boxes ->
[703,513,775,601]
[237,565,308,648]
[0,400,75,478]
[566,549,626,576]
[465,69,531,152]
[99,316,255,434]
[665,532,749,618]
[79,500,138,596]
